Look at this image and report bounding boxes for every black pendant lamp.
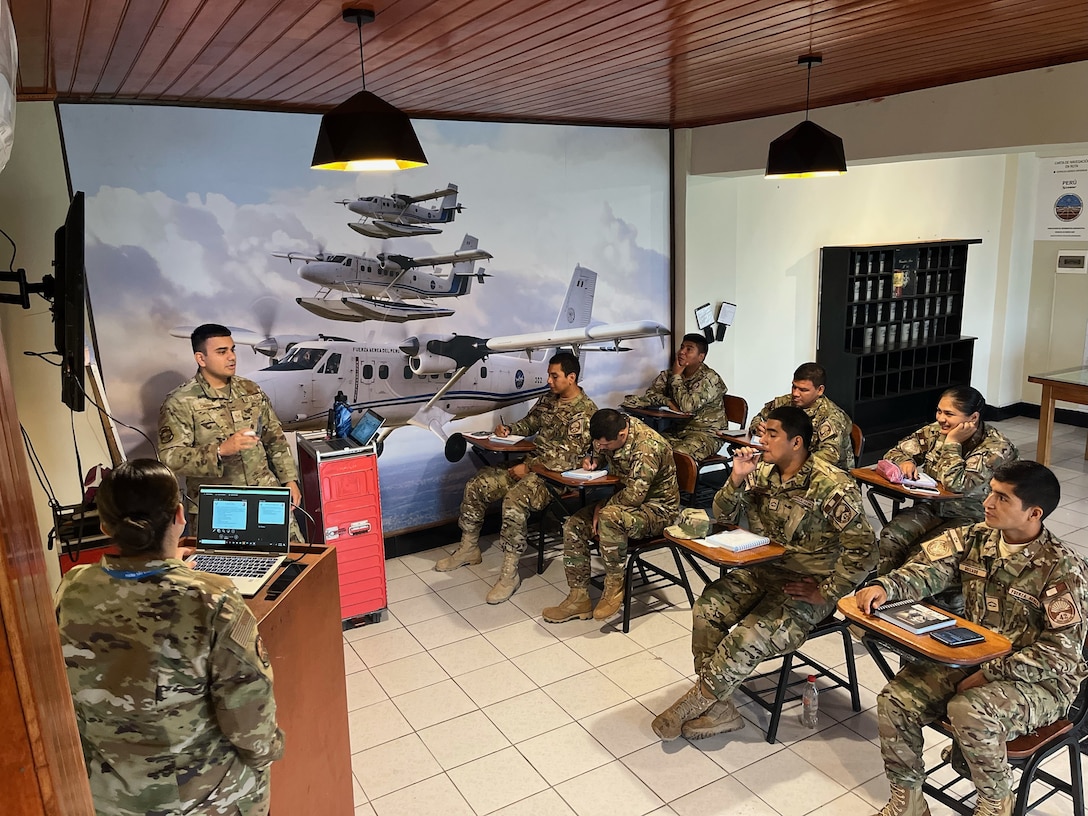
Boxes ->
[765,55,846,179]
[312,8,428,172]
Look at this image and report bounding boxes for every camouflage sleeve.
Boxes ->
[983,562,1088,686]
[670,370,726,415]
[209,591,285,770]
[748,397,776,434]
[258,391,298,484]
[810,415,851,468]
[607,445,663,509]
[815,481,876,602]
[883,426,929,466]
[510,398,545,438]
[929,435,1013,494]
[643,370,671,405]
[875,528,964,601]
[158,394,223,478]
[711,473,750,524]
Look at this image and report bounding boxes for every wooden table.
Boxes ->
[837,595,1012,675]
[714,430,768,450]
[530,464,619,500]
[664,524,785,584]
[624,405,693,433]
[464,433,537,466]
[1027,365,1088,466]
[851,466,962,527]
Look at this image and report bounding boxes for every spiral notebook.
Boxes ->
[699,528,770,552]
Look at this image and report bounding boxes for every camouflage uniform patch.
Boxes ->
[750,393,855,470]
[1044,583,1081,628]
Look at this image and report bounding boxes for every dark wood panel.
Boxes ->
[10,0,51,93]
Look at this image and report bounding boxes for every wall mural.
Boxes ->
[61,106,671,533]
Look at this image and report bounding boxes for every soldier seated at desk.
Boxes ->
[855,461,1088,816]
[434,352,597,604]
[542,408,679,624]
[875,387,1018,587]
[653,406,875,741]
[622,333,728,461]
[749,362,855,470]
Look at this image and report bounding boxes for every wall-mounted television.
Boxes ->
[53,191,86,412]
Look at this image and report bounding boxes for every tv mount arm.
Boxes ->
[0,269,53,309]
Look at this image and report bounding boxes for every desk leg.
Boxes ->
[1037,384,1056,466]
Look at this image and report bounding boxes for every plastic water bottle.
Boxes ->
[800,675,819,729]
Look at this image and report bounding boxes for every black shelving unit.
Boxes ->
[817,239,981,463]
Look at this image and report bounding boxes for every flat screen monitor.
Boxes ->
[53,191,86,412]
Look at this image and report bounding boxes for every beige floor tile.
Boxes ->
[406,612,479,650]
[597,650,688,698]
[369,651,449,697]
[516,722,613,785]
[393,677,478,730]
[484,689,574,743]
[564,629,644,667]
[509,582,568,616]
[355,805,376,816]
[483,618,560,659]
[731,749,849,816]
[670,775,780,816]
[455,659,537,708]
[447,746,550,815]
[343,611,402,642]
[512,641,593,686]
[580,698,659,758]
[417,710,511,770]
[347,699,413,754]
[369,773,475,816]
[437,577,494,611]
[790,790,875,816]
[553,760,663,816]
[623,740,728,802]
[345,669,387,711]
[429,633,507,677]
[349,628,423,668]
[350,733,442,800]
[789,723,886,789]
[388,592,456,625]
[623,612,692,649]
[459,598,534,633]
[543,668,631,720]
[418,563,483,590]
[385,572,433,604]
[490,788,577,815]
[344,642,366,674]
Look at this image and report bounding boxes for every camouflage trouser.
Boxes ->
[663,430,722,462]
[692,565,835,701]
[561,501,668,586]
[877,661,1068,799]
[877,503,966,575]
[457,466,550,555]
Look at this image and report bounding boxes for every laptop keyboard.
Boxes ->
[192,554,281,578]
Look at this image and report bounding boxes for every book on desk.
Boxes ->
[488,434,526,444]
[875,599,956,634]
[562,468,608,480]
[698,528,770,552]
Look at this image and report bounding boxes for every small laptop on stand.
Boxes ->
[325,407,385,452]
[191,485,292,596]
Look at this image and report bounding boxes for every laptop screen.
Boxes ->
[348,408,385,447]
[196,486,292,554]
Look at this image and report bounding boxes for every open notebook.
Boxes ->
[191,485,292,596]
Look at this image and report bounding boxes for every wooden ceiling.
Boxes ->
[14,0,1088,128]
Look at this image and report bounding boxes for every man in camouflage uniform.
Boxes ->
[856,461,1088,816]
[56,536,284,814]
[750,362,855,470]
[435,352,597,604]
[876,404,1018,577]
[654,406,876,741]
[543,409,680,623]
[623,333,728,460]
[159,324,302,540]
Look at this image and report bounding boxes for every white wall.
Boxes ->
[0,102,111,590]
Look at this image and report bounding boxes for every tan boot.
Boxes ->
[680,699,745,740]
[593,574,625,620]
[542,588,592,623]
[652,681,716,741]
[871,784,931,816]
[940,743,970,778]
[434,539,482,572]
[973,795,1012,816]
[486,551,521,604]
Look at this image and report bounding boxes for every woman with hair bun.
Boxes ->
[55,459,283,816]
[876,386,1018,579]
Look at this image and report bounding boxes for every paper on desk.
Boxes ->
[489,434,527,444]
[562,468,608,480]
[902,471,937,489]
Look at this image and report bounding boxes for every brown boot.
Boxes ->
[542,588,592,623]
[486,551,521,604]
[434,539,482,572]
[680,699,745,740]
[593,574,625,620]
[652,681,716,741]
[973,795,1012,816]
[871,784,931,816]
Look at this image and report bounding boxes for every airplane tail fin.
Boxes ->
[552,266,597,332]
[440,183,460,222]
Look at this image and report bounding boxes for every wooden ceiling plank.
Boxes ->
[11,0,51,94]
[93,0,169,95]
[48,0,91,93]
[119,0,206,95]
[68,0,134,95]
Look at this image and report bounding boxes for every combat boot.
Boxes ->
[940,742,970,778]
[652,680,716,740]
[542,588,592,623]
[486,551,521,604]
[972,795,1012,816]
[680,699,745,740]
[592,574,625,620]
[870,784,931,816]
[434,538,482,572]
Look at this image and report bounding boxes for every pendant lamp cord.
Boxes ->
[804,60,811,121]
[356,18,366,90]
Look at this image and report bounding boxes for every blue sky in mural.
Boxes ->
[61,104,671,532]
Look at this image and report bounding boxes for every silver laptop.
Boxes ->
[325,407,385,452]
[191,486,291,596]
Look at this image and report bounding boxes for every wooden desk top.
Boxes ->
[244,545,328,621]
[837,596,1012,668]
[530,464,620,488]
[851,466,961,501]
[664,525,786,568]
[714,430,768,451]
[624,405,693,422]
[464,433,537,454]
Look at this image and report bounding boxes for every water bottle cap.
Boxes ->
[807,675,816,682]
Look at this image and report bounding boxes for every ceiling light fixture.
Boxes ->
[765,54,847,179]
[311,8,428,172]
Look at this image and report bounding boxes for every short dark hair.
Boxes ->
[793,362,826,389]
[680,333,708,356]
[96,459,181,557]
[589,408,628,441]
[941,385,986,417]
[766,405,813,450]
[191,323,232,354]
[992,461,1061,520]
[549,351,580,380]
